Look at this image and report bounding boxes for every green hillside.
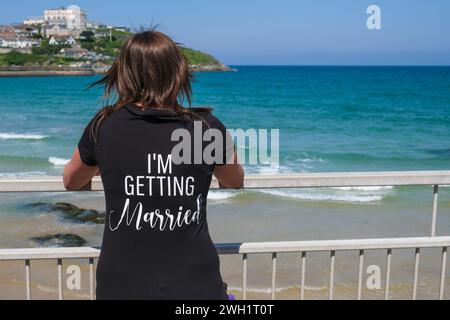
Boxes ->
[180,47,221,66]
[0,29,229,71]
[0,45,225,70]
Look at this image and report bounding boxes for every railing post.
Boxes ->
[357,250,364,300]
[431,185,439,237]
[89,258,95,300]
[300,252,306,300]
[25,260,31,300]
[57,259,63,300]
[412,248,421,300]
[271,253,277,300]
[439,247,447,300]
[385,249,392,300]
[242,254,248,300]
[329,251,335,300]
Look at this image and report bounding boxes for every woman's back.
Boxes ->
[80,105,229,299]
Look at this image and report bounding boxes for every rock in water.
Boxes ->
[26,202,105,224]
[30,234,87,247]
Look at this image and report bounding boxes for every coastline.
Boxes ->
[190,64,236,72]
[0,70,95,77]
[0,64,234,77]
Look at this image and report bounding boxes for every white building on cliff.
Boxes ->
[44,5,87,31]
[23,5,87,32]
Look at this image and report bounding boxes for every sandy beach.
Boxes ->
[0,185,449,300]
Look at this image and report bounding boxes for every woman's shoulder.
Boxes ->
[188,107,227,130]
[81,107,124,141]
[91,105,128,126]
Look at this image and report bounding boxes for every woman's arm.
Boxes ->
[213,152,244,189]
[63,148,99,191]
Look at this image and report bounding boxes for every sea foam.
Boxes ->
[332,186,394,191]
[48,157,70,166]
[208,191,238,201]
[0,133,49,140]
[257,187,391,203]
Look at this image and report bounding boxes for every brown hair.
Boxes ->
[90,30,204,140]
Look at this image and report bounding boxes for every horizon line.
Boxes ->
[227,64,450,67]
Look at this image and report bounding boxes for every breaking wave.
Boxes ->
[0,133,49,140]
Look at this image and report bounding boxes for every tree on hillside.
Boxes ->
[80,31,95,42]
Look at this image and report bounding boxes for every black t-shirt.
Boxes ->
[78,104,230,300]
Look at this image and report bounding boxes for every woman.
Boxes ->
[63,30,244,300]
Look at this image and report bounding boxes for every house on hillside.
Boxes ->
[94,30,109,38]
[0,36,40,48]
[59,47,89,58]
[13,24,39,38]
[49,35,76,46]
[114,26,130,32]
[86,21,100,29]
[0,26,18,39]
[0,37,18,48]
[42,24,79,38]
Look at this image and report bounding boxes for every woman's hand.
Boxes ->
[63,148,99,191]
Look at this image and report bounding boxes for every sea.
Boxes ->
[0,66,450,299]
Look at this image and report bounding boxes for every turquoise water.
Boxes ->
[1,66,449,178]
[196,66,450,173]
[0,66,449,204]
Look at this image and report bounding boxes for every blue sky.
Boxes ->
[1,0,450,65]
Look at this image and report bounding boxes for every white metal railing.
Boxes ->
[2,170,450,192]
[0,238,449,300]
[1,171,450,300]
